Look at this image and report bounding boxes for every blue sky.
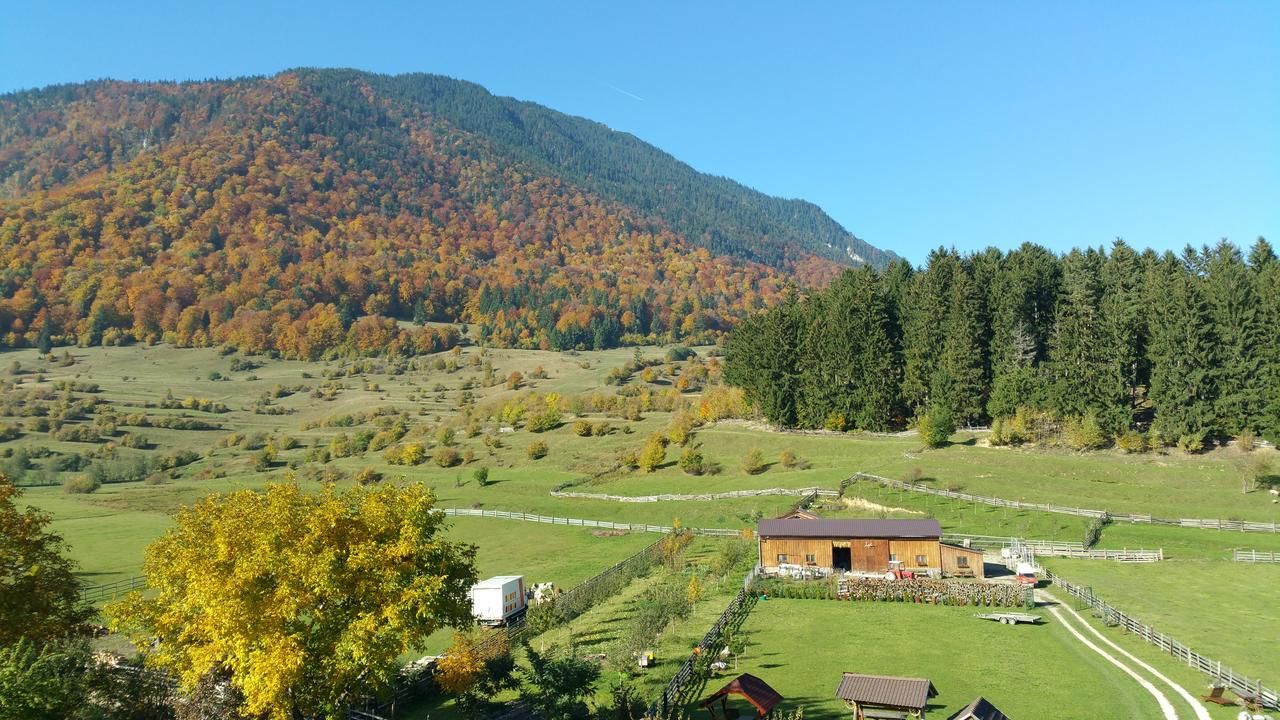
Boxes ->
[2,2,1276,265]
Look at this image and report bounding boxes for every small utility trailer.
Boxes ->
[976,612,1043,625]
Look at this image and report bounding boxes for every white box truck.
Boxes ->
[470,575,527,626]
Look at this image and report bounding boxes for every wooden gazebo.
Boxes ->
[700,673,784,719]
[834,672,937,719]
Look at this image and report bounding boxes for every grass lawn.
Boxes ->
[1043,558,1280,684]
[728,598,1228,720]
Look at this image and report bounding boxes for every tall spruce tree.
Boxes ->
[1146,253,1219,446]
[1249,238,1280,442]
[986,243,1059,417]
[902,249,958,413]
[1100,240,1146,417]
[1048,249,1127,433]
[1205,241,1268,435]
[939,268,987,424]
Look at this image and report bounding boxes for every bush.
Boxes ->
[1063,414,1107,451]
[639,434,669,473]
[573,420,593,437]
[63,474,99,494]
[433,447,461,468]
[1176,433,1206,454]
[435,426,456,447]
[526,440,548,460]
[779,449,797,469]
[592,422,612,437]
[526,408,561,433]
[1115,430,1148,453]
[741,448,765,475]
[916,405,955,448]
[678,448,705,476]
[474,466,490,486]
[1236,429,1257,452]
[354,467,383,485]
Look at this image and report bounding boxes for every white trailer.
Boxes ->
[470,575,527,626]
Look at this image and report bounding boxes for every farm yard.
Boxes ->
[3,341,1280,718]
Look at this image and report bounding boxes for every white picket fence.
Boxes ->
[1233,548,1280,563]
[440,508,743,536]
[550,486,838,502]
[853,472,1280,533]
[942,533,1163,562]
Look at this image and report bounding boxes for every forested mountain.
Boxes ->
[725,240,1280,446]
[0,69,891,356]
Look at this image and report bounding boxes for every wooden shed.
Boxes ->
[757,518,985,579]
[699,673,783,719]
[835,672,937,719]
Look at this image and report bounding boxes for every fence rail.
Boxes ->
[1044,568,1277,709]
[1233,549,1280,563]
[942,533,1162,562]
[81,575,146,604]
[441,508,743,536]
[650,566,761,717]
[852,472,1280,533]
[550,486,838,503]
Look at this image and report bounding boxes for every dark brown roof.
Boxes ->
[699,673,784,716]
[941,542,986,555]
[759,518,942,539]
[946,696,1010,720]
[834,673,937,710]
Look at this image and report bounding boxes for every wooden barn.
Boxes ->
[757,518,985,578]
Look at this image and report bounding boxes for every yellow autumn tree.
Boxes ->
[107,483,478,720]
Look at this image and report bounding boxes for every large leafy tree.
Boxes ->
[108,483,478,720]
[0,477,92,645]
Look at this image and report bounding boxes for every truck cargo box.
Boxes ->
[470,575,527,625]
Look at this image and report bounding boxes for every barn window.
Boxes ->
[889,553,898,562]
[805,553,815,564]
[776,553,788,564]
[915,554,928,566]
[956,555,970,568]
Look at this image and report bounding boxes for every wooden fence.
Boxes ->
[81,575,146,604]
[942,533,1163,562]
[1044,568,1277,709]
[1233,549,1280,563]
[441,507,744,536]
[852,472,1280,533]
[650,566,761,717]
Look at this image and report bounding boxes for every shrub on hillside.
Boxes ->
[1115,430,1148,453]
[526,440,548,460]
[1236,429,1257,452]
[741,448,765,475]
[573,420,593,437]
[779,449,797,469]
[473,466,490,486]
[1176,434,1206,454]
[916,405,955,448]
[63,474,99,494]
[678,448,705,476]
[639,434,669,473]
[354,467,383,485]
[433,447,461,468]
[1063,414,1107,451]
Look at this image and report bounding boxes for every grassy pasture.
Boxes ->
[728,598,1239,720]
[1044,557,1280,683]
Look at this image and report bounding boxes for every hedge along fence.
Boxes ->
[851,472,1280,533]
[650,566,762,718]
[756,576,1027,608]
[1044,567,1278,710]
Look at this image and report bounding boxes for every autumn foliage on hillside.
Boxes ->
[0,72,801,357]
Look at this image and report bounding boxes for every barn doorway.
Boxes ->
[832,545,852,572]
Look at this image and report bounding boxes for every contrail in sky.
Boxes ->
[604,82,645,102]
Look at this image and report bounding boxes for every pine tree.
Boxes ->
[939,268,987,424]
[1249,238,1280,442]
[1048,249,1127,433]
[1205,240,1267,435]
[1146,254,1219,446]
[1100,240,1145,418]
[986,243,1059,417]
[902,249,958,413]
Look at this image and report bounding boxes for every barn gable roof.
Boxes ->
[834,673,937,710]
[759,518,942,539]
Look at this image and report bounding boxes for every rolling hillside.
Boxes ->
[0,69,894,356]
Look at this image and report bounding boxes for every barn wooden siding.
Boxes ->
[940,544,986,579]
